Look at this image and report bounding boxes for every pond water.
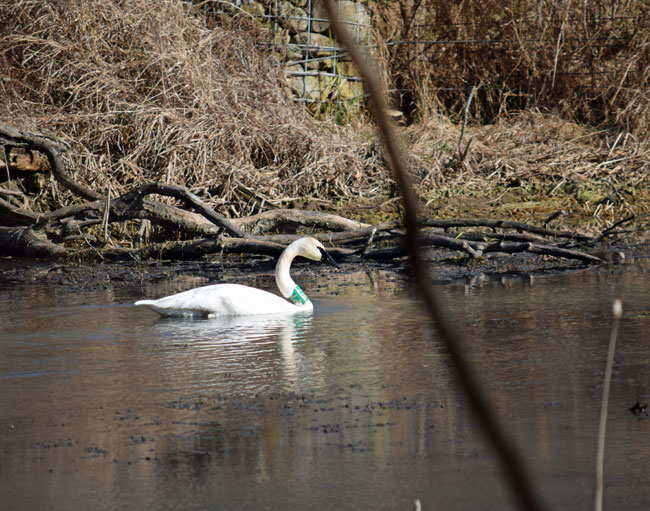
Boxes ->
[0,256,649,511]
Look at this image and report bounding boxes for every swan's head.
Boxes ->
[295,237,340,267]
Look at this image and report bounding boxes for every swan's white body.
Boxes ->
[135,283,311,317]
[134,237,336,318]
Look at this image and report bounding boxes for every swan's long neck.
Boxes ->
[275,243,310,305]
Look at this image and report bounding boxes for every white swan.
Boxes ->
[134,237,339,318]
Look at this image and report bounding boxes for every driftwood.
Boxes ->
[357,232,604,263]
[1,146,50,176]
[0,196,40,226]
[111,183,248,238]
[90,237,287,261]
[42,194,221,238]
[0,123,619,266]
[233,208,368,235]
[0,226,69,258]
[421,217,595,243]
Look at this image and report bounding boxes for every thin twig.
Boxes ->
[102,183,112,241]
[77,226,104,261]
[595,298,623,511]
[543,209,567,228]
[2,144,11,182]
[597,215,636,241]
[457,84,478,161]
[135,218,149,249]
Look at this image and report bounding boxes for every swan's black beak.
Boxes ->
[319,247,341,268]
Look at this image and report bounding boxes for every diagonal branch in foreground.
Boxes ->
[323,1,545,510]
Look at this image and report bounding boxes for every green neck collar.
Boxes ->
[289,285,309,305]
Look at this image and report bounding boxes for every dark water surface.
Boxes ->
[1,259,649,510]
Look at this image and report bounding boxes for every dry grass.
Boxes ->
[404,110,649,232]
[371,0,650,137]
[0,0,648,235]
[0,0,385,215]
[408,110,650,188]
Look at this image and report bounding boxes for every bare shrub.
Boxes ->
[0,0,384,213]
[370,0,650,137]
[0,0,647,234]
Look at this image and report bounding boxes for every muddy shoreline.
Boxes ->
[1,239,646,294]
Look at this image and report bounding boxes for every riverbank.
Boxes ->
[1,235,646,292]
[1,0,648,256]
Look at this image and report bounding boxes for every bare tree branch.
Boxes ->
[122,182,248,238]
[0,125,102,201]
[422,217,594,242]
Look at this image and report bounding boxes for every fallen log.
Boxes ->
[240,222,399,246]
[485,240,605,263]
[0,226,69,258]
[233,208,368,234]
[422,217,595,243]
[36,182,246,239]
[0,125,613,266]
[65,224,605,265]
[361,231,605,263]
[0,196,41,226]
[120,183,248,238]
[40,196,219,239]
[82,236,288,261]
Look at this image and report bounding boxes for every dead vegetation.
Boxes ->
[1,0,383,214]
[0,0,648,261]
[0,123,619,265]
[369,0,650,231]
[371,0,650,134]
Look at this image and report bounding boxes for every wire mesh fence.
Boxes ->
[194,1,648,132]
[196,1,372,107]
[369,2,648,128]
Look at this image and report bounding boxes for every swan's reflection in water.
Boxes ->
[150,311,312,342]
[144,312,314,393]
